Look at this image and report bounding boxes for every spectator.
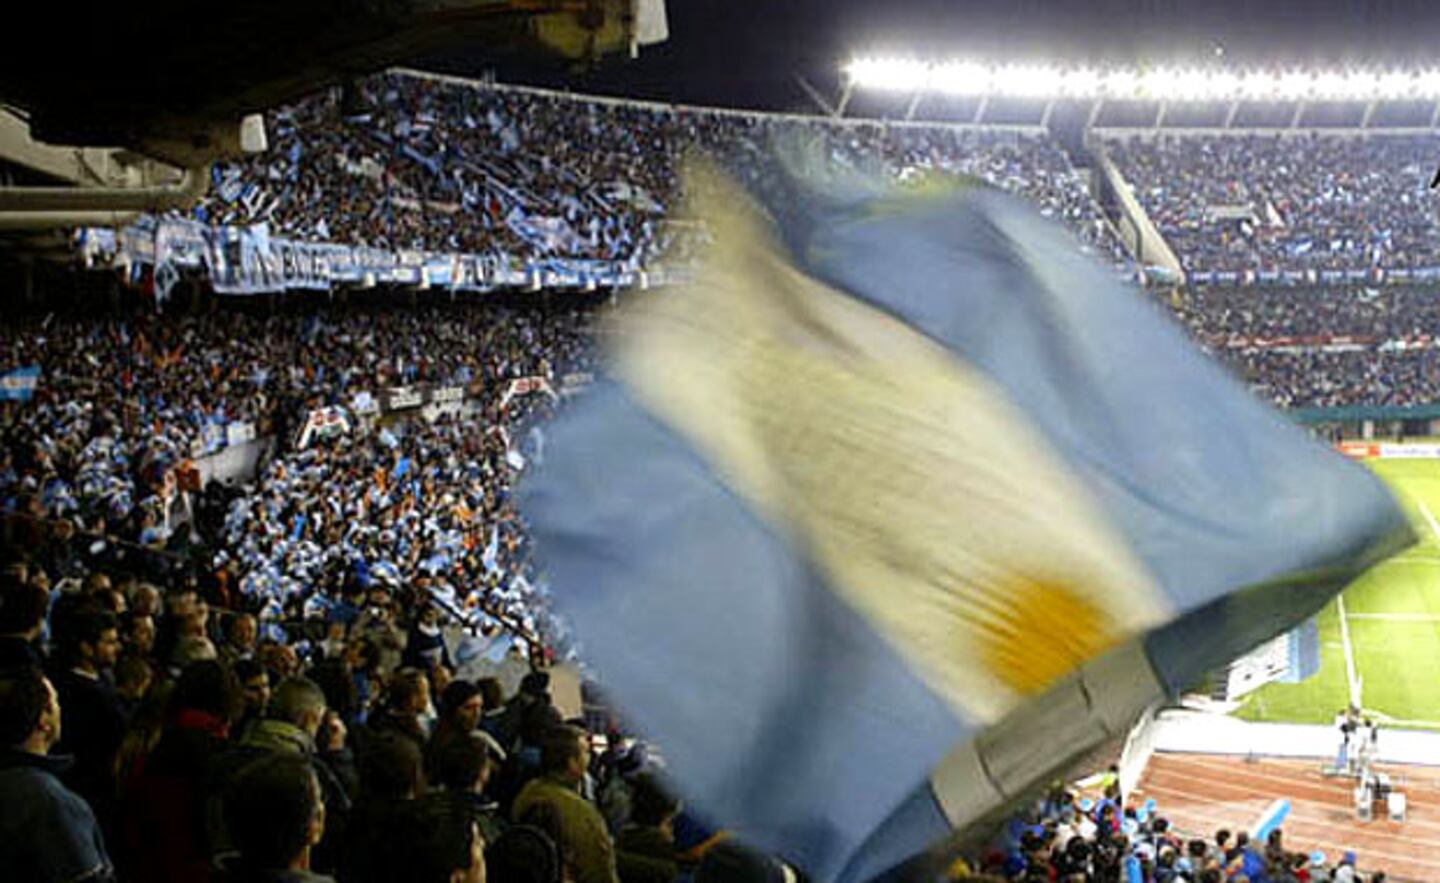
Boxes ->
[693,842,798,883]
[113,654,154,722]
[428,679,485,778]
[119,610,158,662]
[433,729,509,844]
[219,752,332,883]
[487,825,562,883]
[364,666,430,757]
[228,676,356,874]
[513,724,619,883]
[233,658,273,739]
[403,603,452,672]
[391,793,489,883]
[120,659,240,883]
[341,725,426,883]
[0,664,114,882]
[0,576,49,667]
[50,604,126,824]
[221,613,259,667]
[615,772,682,883]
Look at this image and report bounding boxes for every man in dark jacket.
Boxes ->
[51,605,125,827]
[0,664,115,882]
[219,677,355,876]
[0,576,48,667]
[616,773,682,883]
[218,753,334,883]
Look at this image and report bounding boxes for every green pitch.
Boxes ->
[1234,457,1440,729]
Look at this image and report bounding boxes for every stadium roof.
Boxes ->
[435,0,1440,114]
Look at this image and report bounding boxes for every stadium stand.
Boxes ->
[1106,132,1440,275]
[0,65,1431,883]
[190,71,1128,268]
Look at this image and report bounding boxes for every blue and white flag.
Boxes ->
[0,366,41,402]
[481,525,500,574]
[520,162,1411,883]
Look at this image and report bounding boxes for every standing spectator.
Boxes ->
[227,676,356,874]
[403,604,452,672]
[487,825,562,883]
[433,729,508,845]
[233,659,273,739]
[218,753,333,883]
[340,727,427,883]
[427,679,485,780]
[120,659,240,883]
[51,605,126,826]
[364,666,431,757]
[113,654,154,722]
[221,613,259,668]
[513,725,619,883]
[0,577,49,667]
[615,773,682,883]
[0,665,114,883]
[392,794,489,883]
[119,610,158,662]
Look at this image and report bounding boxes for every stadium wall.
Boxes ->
[1117,704,1161,798]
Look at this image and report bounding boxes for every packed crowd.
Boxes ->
[1173,286,1440,344]
[1162,285,1440,409]
[0,541,828,883]
[1107,133,1440,274]
[0,298,596,579]
[1226,348,1440,410]
[196,72,1127,267]
[982,778,1384,882]
[0,545,1389,883]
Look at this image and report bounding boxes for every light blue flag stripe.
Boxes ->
[524,167,1412,883]
[523,380,966,880]
[750,177,1410,681]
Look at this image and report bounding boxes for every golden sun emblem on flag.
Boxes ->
[613,165,1169,723]
[975,576,1120,696]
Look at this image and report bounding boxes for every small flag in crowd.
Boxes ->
[520,160,1412,882]
[0,366,41,401]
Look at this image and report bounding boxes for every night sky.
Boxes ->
[428,0,1440,113]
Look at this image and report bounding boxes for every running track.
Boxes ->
[1139,753,1440,882]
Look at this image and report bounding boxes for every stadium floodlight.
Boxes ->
[1378,71,1417,100]
[844,58,931,92]
[845,56,1440,101]
[1418,69,1440,97]
[1059,67,1101,98]
[1239,71,1274,100]
[930,61,991,96]
[1274,71,1314,100]
[1004,63,1064,98]
[1101,70,1140,99]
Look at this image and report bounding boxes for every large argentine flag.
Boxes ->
[520,163,1411,882]
[0,366,40,401]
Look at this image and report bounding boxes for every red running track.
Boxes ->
[1139,753,1440,882]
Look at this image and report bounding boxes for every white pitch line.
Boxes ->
[1336,593,1361,709]
[1418,499,1440,544]
[1347,612,1440,622]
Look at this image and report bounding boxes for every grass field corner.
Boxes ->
[1233,457,1440,730]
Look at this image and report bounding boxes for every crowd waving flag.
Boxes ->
[520,157,1413,882]
[0,365,41,401]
